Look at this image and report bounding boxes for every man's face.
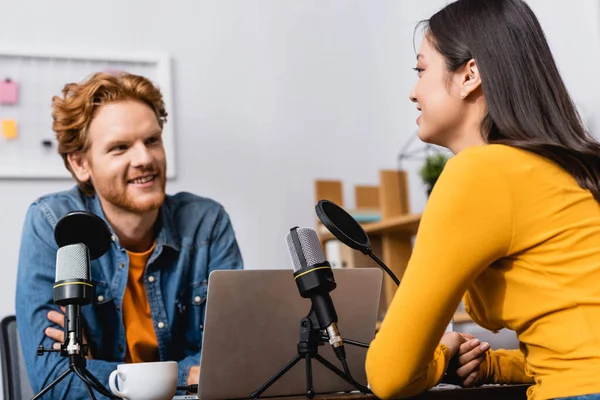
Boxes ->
[80,100,167,213]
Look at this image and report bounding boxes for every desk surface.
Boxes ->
[273,384,530,400]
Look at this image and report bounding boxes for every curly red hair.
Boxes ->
[52,72,168,196]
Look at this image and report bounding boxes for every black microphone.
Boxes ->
[33,212,117,400]
[52,211,111,355]
[286,226,346,360]
[53,243,93,354]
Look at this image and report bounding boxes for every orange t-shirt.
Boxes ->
[123,243,159,363]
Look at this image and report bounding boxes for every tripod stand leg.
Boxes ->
[72,367,97,400]
[305,355,315,399]
[83,381,97,400]
[80,367,117,399]
[72,366,95,387]
[313,354,370,393]
[31,368,72,400]
[251,354,303,399]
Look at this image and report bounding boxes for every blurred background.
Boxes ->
[0,1,599,393]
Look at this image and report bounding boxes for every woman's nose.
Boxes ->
[409,88,417,103]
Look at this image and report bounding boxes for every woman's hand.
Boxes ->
[440,332,490,387]
[455,336,490,386]
[440,331,470,358]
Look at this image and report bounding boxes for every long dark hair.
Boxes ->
[419,0,600,202]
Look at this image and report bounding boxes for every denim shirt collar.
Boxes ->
[84,193,181,253]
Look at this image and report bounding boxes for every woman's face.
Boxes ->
[409,37,482,152]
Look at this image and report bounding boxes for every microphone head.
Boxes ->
[55,243,91,282]
[285,227,326,272]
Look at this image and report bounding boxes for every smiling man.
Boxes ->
[15,72,243,398]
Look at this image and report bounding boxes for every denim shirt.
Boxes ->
[15,186,244,399]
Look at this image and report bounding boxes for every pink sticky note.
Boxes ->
[0,80,19,105]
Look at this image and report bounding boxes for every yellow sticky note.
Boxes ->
[2,119,17,140]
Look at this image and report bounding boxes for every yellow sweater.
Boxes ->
[365,144,600,400]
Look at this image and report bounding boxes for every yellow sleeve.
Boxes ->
[365,151,514,399]
[477,349,535,385]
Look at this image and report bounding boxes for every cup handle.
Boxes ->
[109,370,128,398]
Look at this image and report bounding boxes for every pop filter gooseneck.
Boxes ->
[315,200,400,286]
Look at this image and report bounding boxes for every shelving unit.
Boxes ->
[315,171,470,324]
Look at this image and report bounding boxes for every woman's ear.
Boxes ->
[460,59,482,99]
[67,152,91,183]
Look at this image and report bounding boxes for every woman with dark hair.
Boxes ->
[364,0,600,399]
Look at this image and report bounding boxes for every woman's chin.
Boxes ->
[417,127,445,147]
[417,127,433,143]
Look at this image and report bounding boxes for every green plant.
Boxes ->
[419,153,449,188]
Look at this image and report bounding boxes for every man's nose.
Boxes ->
[130,142,153,167]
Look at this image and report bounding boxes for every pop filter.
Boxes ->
[315,200,400,286]
[315,200,371,254]
[54,211,111,260]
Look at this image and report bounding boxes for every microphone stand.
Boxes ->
[32,304,119,400]
[251,309,371,399]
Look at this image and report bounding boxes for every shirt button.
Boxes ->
[148,276,155,283]
[111,235,116,242]
[97,295,104,302]
[194,296,201,304]
[116,305,120,311]
[119,262,124,269]
[157,321,165,329]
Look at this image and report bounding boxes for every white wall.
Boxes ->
[0,0,443,317]
[0,0,598,393]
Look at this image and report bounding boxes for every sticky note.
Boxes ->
[2,119,18,140]
[0,80,19,105]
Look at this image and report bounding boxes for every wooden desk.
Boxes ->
[272,384,529,400]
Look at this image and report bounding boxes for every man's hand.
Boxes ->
[187,365,200,388]
[45,306,92,359]
[455,336,490,387]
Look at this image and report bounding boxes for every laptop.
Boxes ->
[195,268,382,400]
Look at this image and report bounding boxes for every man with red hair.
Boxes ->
[16,72,243,398]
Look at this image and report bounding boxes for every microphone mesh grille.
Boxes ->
[285,227,327,272]
[56,243,90,281]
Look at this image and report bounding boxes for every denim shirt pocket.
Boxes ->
[176,281,208,352]
[84,281,116,359]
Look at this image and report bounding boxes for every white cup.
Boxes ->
[109,361,178,400]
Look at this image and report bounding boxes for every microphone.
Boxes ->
[52,211,111,356]
[53,243,93,355]
[286,226,346,360]
[33,211,119,400]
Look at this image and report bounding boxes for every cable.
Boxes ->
[368,252,400,286]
